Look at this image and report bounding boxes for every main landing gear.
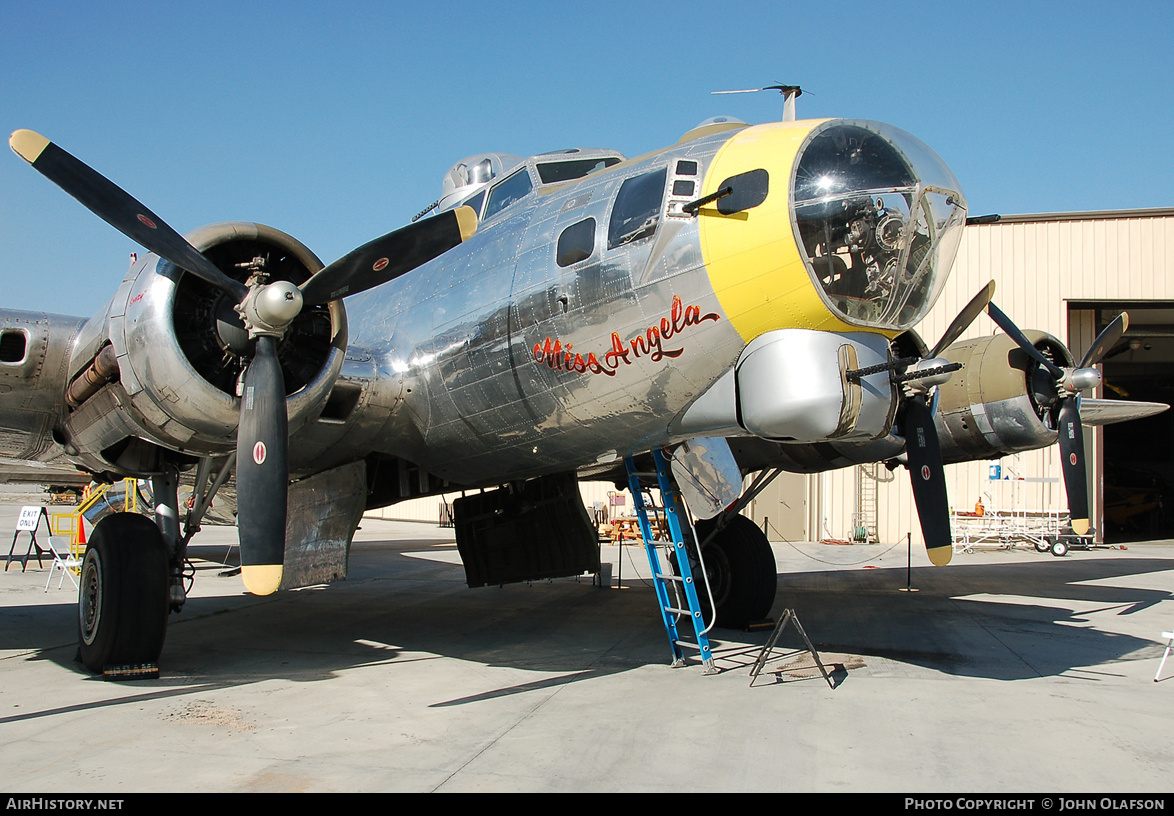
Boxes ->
[631,448,780,643]
[76,459,230,676]
[690,514,778,630]
[77,513,170,674]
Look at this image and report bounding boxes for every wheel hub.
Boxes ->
[79,550,103,646]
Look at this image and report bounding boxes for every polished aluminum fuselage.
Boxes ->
[333,131,745,486]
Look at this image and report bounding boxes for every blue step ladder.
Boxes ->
[625,450,717,674]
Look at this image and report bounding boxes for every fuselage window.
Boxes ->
[461,189,486,218]
[557,218,596,267]
[716,168,769,215]
[483,168,534,221]
[538,157,622,184]
[0,330,27,363]
[608,167,667,249]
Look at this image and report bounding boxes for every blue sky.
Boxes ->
[2,0,1171,316]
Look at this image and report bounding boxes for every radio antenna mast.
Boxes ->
[712,84,804,121]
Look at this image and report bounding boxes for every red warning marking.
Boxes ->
[372,257,389,272]
[1070,452,1078,466]
[921,465,931,481]
[137,214,157,229]
[253,441,267,465]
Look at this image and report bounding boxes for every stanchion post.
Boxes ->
[899,531,919,593]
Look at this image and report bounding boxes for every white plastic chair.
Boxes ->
[43,536,81,592]
[1155,632,1174,682]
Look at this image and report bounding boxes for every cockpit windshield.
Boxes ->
[792,121,966,330]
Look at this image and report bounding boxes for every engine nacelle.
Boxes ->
[63,223,347,470]
[935,331,1073,465]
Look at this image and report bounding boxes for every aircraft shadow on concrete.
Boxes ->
[771,555,1172,680]
[3,540,1171,699]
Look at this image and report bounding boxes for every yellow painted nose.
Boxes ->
[697,119,860,344]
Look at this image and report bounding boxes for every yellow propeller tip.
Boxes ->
[242,564,283,596]
[927,545,953,566]
[10,129,49,163]
[454,205,478,242]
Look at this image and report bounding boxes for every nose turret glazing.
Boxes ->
[792,121,966,330]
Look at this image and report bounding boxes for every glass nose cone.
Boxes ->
[792,121,967,330]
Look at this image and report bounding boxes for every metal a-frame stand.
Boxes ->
[6,506,53,572]
[749,608,835,688]
[624,450,718,674]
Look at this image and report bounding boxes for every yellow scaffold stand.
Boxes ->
[47,479,142,578]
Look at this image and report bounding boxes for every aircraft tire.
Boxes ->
[693,515,778,629]
[77,513,170,674]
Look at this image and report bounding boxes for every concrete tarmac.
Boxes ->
[1,502,1172,793]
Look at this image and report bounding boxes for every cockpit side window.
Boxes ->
[461,189,486,218]
[537,157,622,184]
[607,168,667,249]
[483,168,534,221]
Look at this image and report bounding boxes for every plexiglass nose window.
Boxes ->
[792,122,966,330]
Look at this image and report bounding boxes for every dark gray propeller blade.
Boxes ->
[903,394,953,565]
[986,305,1129,536]
[1079,313,1127,370]
[301,206,477,306]
[1057,398,1088,534]
[987,302,1064,378]
[929,281,995,358]
[235,335,288,595]
[9,130,248,301]
[897,282,997,566]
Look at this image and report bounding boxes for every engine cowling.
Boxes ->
[935,331,1074,465]
[65,222,346,468]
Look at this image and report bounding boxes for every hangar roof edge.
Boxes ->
[976,207,1174,225]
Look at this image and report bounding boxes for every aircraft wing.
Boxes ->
[1076,398,1169,426]
[0,458,90,487]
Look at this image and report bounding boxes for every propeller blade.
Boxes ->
[235,335,288,595]
[930,281,996,358]
[9,130,247,301]
[987,302,1063,378]
[1057,398,1090,535]
[300,206,477,305]
[904,395,953,566]
[1079,312,1129,369]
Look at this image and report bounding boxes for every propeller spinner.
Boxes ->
[11,129,477,594]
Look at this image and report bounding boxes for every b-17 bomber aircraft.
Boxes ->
[3,104,1164,676]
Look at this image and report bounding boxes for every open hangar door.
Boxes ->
[1072,304,1174,542]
